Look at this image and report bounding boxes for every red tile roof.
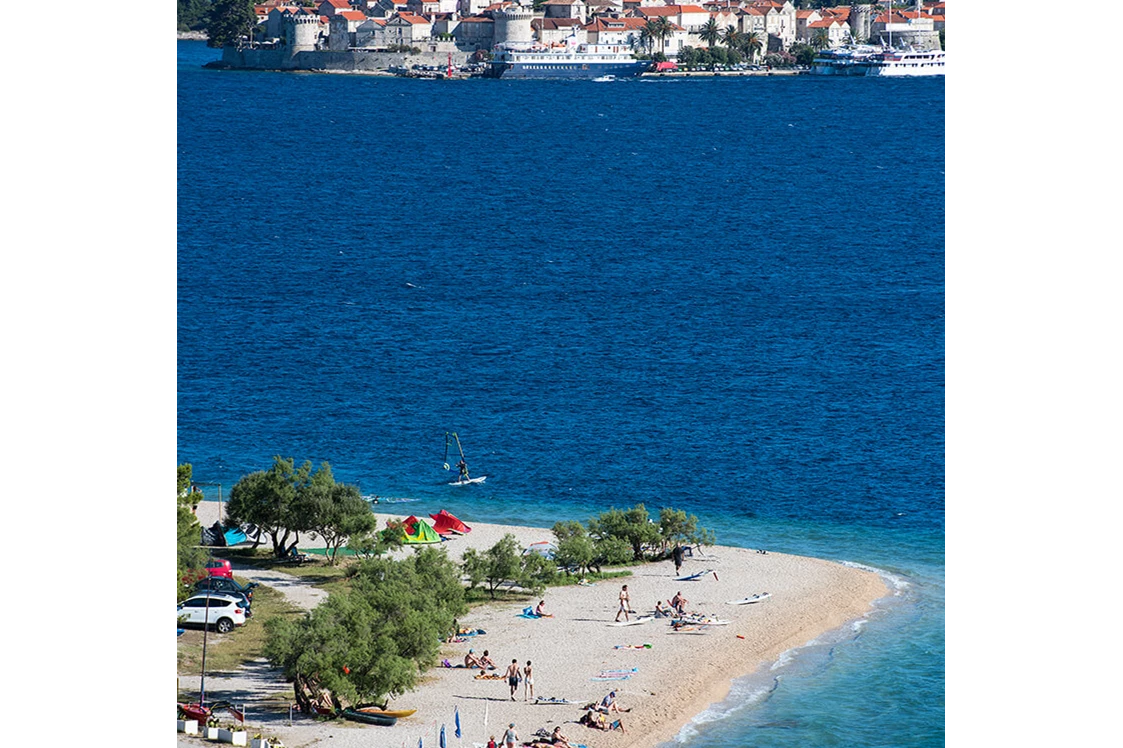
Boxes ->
[338,9,366,19]
[397,11,430,22]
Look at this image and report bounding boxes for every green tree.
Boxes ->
[266,547,467,710]
[811,29,830,50]
[592,536,633,569]
[742,30,764,62]
[178,0,213,32]
[552,520,595,576]
[226,456,318,557]
[790,42,816,66]
[206,0,256,48]
[587,504,662,562]
[699,18,722,49]
[652,16,674,57]
[462,534,552,599]
[639,22,657,57]
[177,464,208,599]
[721,26,742,51]
[295,464,376,565]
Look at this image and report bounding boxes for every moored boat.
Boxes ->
[356,707,417,718]
[341,708,398,726]
[487,30,650,80]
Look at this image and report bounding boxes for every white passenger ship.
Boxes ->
[486,31,651,80]
[812,46,945,77]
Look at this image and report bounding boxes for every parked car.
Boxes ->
[206,558,233,579]
[192,577,257,613]
[177,592,247,633]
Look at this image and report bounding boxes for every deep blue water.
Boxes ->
[178,41,943,746]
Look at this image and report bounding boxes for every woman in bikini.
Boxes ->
[523,660,534,701]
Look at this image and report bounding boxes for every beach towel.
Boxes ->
[589,675,631,681]
[474,673,505,680]
[613,644,652,650]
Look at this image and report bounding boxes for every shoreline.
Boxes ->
[187,503,889,747]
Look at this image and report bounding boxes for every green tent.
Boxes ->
[402,516,441,545]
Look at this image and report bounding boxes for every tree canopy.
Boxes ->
[462,533,552,599]
[176,464,208,599]
[226,457,372,559]
[265,547,467,709]
[206,0,256,47]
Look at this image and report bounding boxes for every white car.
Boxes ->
[177,592,247,633]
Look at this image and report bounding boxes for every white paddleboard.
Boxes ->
[608,616,653,627]
[448,476,487,486]
[725,592,771,605]
[674,569,713,581]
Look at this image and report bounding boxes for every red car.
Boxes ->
[205,558,233,579]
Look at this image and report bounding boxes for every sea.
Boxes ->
[178,41,943,747]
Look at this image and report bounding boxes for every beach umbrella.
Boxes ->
[440,724,446,748]
[454,708,461,739]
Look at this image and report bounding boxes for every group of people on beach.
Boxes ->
[616,582,691,621]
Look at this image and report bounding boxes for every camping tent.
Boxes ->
[429,510,471,536]
[402,517,442,545]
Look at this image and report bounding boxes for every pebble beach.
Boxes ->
[183,502,888,748]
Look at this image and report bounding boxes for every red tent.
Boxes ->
[429,510,471,536]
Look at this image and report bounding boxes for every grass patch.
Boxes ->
[178,584,304,676]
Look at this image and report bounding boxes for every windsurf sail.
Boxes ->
[443,432,484,484]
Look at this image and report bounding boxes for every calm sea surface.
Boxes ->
[178,41,943,746]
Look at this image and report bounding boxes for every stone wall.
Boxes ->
[218,45,476,71]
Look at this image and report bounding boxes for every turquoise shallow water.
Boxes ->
[178,40,943,746]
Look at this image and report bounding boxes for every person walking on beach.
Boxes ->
[672,543,684,576]
[616,584,631,622]
[523,660,534,701]
[505,659,521,700]
[504,722,519,748]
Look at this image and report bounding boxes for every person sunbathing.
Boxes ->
[654,600,671,618]
[580,709,625,733]
[465,649,484,669]
[480,650,497,669]
[670,591,688,615]
[534,600,553,618]
[550,725,572,747]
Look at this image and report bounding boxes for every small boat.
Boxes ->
[342,708,397,726]
[356,707,416,719]
[725,592,772,605]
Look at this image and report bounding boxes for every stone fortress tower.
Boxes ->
[494,4,535,49]
[849,4,872,43]
[285,14,321,54]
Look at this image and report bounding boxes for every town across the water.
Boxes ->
[206,0,946,77]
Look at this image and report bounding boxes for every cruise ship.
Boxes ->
[812,46,945,77]
[867,47,945,76]
[486,33,651,80]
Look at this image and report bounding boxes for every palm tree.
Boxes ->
[721,26,742,51]
[640,21,657,57]
[699,18,721,49]
[811,28,829,50]
[652,16,674,57]
[742,30,763,62]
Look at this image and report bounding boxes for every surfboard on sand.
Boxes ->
[673,569,713,581]
[608,616,653,627]
[725,592,772,605]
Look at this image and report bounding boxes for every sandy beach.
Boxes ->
[184,503,888,748]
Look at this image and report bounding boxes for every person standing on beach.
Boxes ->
[505,659,521,700]
[616,584,631,622]
[523,660,534,701]
[672,543,684,576]
[504,722,518,748]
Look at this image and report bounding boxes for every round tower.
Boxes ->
[494,6,535,49]
[286,14,320,54]
[850,4,872,43]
